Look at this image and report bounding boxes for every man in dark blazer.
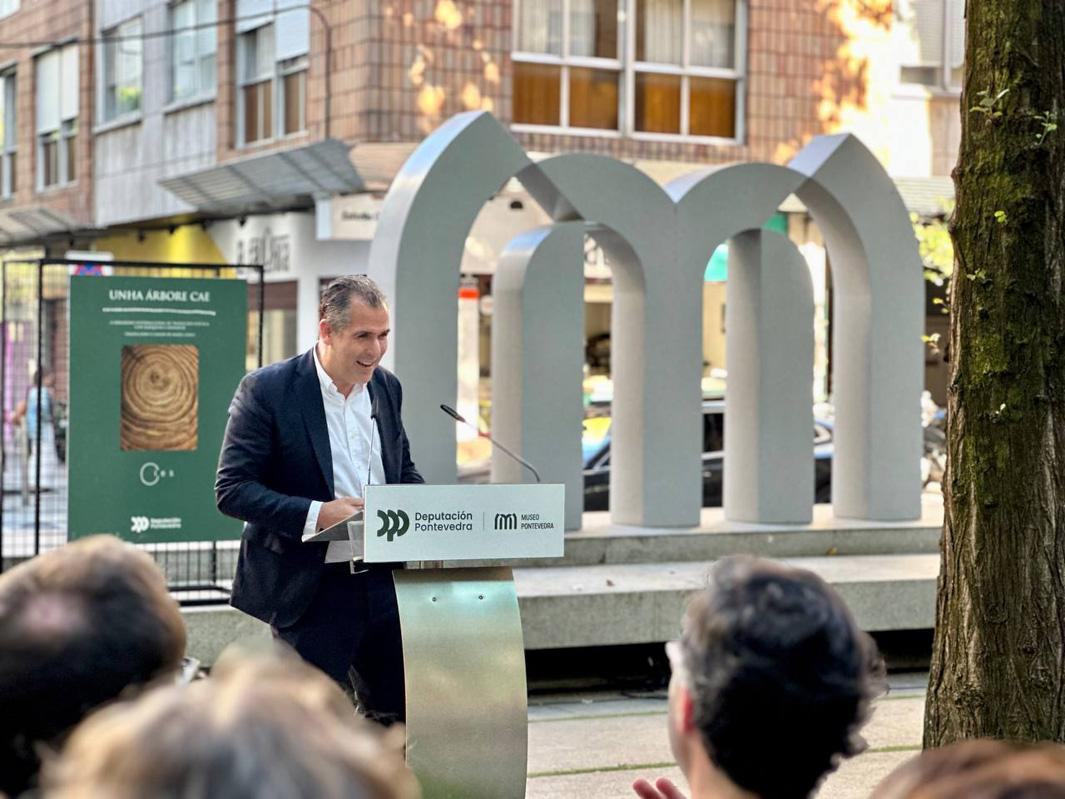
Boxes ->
[216,275,423,724]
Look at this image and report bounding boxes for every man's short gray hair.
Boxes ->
[319,276,388,333]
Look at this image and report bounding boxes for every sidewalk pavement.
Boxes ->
[525,673,927,799]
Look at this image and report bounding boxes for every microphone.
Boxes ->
[366,395,380,489]
[440,403,542,483]
[352,394,380,575]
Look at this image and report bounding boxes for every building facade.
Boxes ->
[0,0,961,402]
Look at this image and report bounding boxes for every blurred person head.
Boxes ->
[644,556,884,799]
[871,739,1065,799]
[43,653,419,799]
[318,275,390,391]
[0,535,186,796]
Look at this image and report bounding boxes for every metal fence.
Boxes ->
[0,258,263,605]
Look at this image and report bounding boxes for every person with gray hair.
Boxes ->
[633,556,885,799]
[42,654,419,799]
[216,274,423,725]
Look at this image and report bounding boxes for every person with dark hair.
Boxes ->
[633,556,885,799]
[0,535,186,797]
[216,274,423,725]
[42,654,420,799]
[870,739,1065,799]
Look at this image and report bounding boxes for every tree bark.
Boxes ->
[925,0,1065,746]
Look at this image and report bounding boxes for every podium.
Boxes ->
[307,483,565,799]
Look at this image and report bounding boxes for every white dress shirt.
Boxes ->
[303,344,386,562]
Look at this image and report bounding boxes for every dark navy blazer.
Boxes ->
[215,348,423,628]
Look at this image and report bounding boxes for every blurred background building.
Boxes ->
[0,0,960,449]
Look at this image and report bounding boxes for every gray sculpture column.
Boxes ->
[491,223,586,530]
[723,230,815,523]
[789,135,924,520]
[368,112,535,484]
[531,155,703,527]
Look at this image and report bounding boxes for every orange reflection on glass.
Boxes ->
[569,67,618,130]
[689,76,735,138]
[514,62,561,125]
[635,72,680,133]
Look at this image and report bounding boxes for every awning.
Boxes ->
[0,206,83,246]
[779,175,954,217]
[159,138,363,215]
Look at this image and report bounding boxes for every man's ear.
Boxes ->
[318,318,332,344]
[678,685,696,733]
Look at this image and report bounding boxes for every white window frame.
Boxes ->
[35,44,78,190]
[0,70,16,199]
[101,18,143,123]
[278,55,308,137]
[512,0,624,136]
[237,24,276,147]
[512,0,746,144]
[897,0,965,93]
[169,0,217,103]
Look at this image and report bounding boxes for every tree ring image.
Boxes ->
[120,345,198,451]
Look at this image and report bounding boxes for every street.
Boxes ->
[526,673,926,799]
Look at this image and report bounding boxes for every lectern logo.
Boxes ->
[130,516,149,534]
[377,509,410,541]
[494,513,517,531]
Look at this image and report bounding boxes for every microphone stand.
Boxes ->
[440,404,542,483]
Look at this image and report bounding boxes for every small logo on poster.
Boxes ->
[139,462,175,487]
[494,513,518,530]
[129,516,182,534]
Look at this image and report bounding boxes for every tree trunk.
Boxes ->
[925,0,1065,746]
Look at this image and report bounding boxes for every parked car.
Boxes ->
[458,399,835,510]
[581,399,835,510]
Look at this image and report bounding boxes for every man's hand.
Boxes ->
[317,497,364,531]
[632,777,687,799]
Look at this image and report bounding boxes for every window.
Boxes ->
[0,71,17,198]
[236,14,308,146]
[102,19,143,121]
[170,0,217,101]
[239,25,274,144]
[280,57,307,135]
[513,0,744,141]
[35,44,78,188]
[896,0,965,90]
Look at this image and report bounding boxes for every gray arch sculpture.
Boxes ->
[370,112,534,483]
[491,223,586,530]
[723,229,816,522]
[368,111,923,525]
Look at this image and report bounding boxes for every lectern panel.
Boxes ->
[394,567,527,799]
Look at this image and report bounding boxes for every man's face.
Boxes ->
[319,299,390,388]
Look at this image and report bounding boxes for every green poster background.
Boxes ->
[68,276,247,542]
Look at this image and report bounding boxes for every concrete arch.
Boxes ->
[665,144,922,521]
[723,230,816,522]
[370,111,921,526]
[491,223,586,530]
[533,154,701,526]
[787,134,924,520]
[668,163,812,522]
[368,112,536,483]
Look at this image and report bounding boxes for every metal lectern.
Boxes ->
[307,483,565,799]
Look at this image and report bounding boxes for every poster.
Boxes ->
[68,276,247,542]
